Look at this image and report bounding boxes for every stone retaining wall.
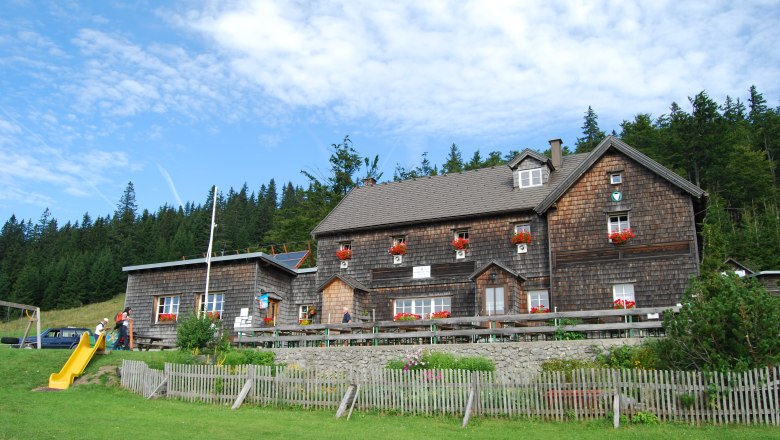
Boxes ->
[270,339,641,373]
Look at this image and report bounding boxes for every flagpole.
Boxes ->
[204,185,217,315]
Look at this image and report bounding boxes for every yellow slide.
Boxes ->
[48,331,106,390]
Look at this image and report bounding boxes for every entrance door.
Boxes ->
[268,299,280,323]
[485,287,505,315]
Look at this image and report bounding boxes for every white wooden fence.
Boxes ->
[120,360,779,426]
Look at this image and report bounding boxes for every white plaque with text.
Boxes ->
[413,265,431,279]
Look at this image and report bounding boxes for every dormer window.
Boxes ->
[518,168,543,188]
[610,173,622,185]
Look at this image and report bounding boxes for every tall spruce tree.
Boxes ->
[575,106,606,153]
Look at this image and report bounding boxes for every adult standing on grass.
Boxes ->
[94,318,109,339]
[113,307,132,350]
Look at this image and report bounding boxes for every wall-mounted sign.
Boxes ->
[412,265,431,279]
[257,293,268,309]
[610,191,623,202]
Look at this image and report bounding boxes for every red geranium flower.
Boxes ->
[511,232,532,244]
[451,238,469,250]
[389,243,407,255]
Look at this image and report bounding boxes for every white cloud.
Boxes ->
[176,0,779,135]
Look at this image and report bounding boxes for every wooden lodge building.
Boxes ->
[123,136,707,340]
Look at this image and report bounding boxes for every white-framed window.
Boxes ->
[339,242,352,251]
[515,223,531,234]
[518,168,543,188]
[199,292,224,318]
[299,304,313,320]
[527,290,549,311]
[613,284,636,304]
[485,287,505,315]
[608,213,630,234]
[156,295,180,322]
[393,236,406,246]
[454,229,469,240]
[610,173,622,185]
[393,297,451,318]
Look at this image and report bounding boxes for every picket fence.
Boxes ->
[121,360,779,426]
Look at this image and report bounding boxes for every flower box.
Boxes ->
[613,299,636,309]
[263,317,275,326]
[299,318,311,325]
[511,232,532,244]
[429,310,451,319]
[530,306,550,314]
[336,249,352,261]
[388,243,407,255]
[157,313,177,323]
[393,312,421,321]
[609,229,635,245]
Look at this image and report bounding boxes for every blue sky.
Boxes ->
[1,1,778,225]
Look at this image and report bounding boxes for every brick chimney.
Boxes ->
[549,138,563,169]
[362,177,376,187]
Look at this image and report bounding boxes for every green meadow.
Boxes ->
[1,345,777,440]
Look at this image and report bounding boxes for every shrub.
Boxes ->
[222,349,276,366]
[596,343,661,370]
[631,411,659,424]
[176,314,218,353]
[659,273,780,371]
[540,358,600,382]
[553,318,585,340]
[386,350,495,372]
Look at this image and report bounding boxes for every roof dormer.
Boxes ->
[508,149,553,189]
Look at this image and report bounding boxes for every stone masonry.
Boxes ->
[268,339,641,374]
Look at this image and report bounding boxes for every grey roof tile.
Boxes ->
[312,154,588,236]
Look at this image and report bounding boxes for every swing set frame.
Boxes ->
[1,300,41,349]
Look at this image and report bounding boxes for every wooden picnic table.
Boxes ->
[134,333,177,351]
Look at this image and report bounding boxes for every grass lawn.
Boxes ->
[1,346,778,440]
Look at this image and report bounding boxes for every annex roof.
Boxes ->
[469,259,527,281]
[316,274,372,293]
[122,251,298,276]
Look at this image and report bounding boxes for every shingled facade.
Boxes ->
[123,136,706,336]
[311,136,706,321]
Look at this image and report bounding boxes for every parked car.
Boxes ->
[7,327,91,349]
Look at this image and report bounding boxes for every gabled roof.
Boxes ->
[312,155,587,236]
[312,136,706,236]
[534,136,706,214]
[469,259,526,281]
[507,149,553,170]
[724,258,755,275]
[316,274,371,293]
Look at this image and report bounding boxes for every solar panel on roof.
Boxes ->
[272,251,309,269]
